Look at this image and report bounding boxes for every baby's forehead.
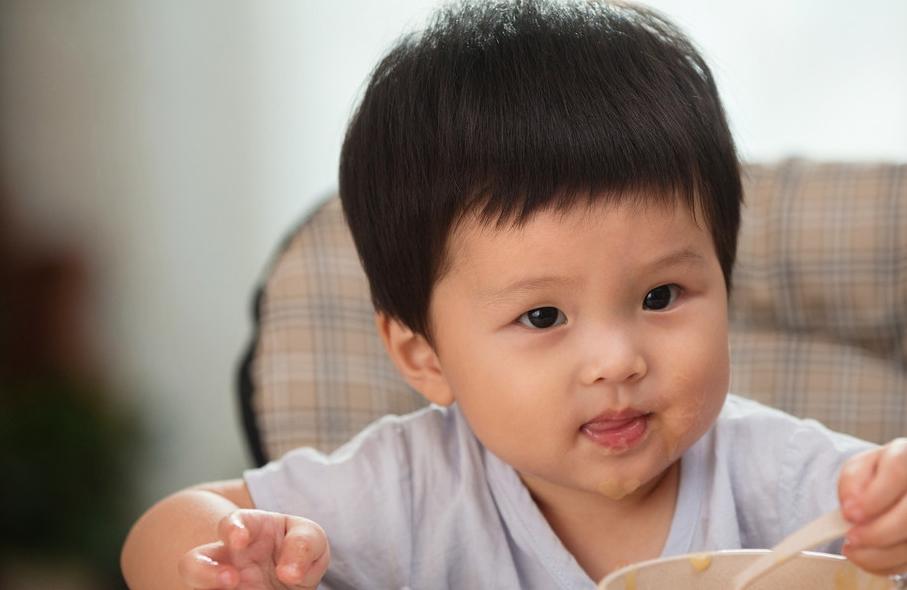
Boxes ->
[451,195,703,244]
[441,196,710,272]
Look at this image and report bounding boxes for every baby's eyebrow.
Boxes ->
[479,275,582,306]
[644,247,707,271]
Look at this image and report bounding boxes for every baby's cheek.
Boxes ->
[654,408,695,462]
[656,380,725,461]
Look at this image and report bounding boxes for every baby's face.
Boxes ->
[428,198,729,505]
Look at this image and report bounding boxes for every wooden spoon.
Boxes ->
[732,508,850,590]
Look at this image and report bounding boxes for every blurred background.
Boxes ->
[0,0,905,587]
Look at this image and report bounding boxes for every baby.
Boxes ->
[121,1,907,588]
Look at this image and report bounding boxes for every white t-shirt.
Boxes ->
[244,395,874,589]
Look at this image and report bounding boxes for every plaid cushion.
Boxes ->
[246,198,421,460]
[243,159,906,460]
[729,159,906,443]
[243,196,425,458]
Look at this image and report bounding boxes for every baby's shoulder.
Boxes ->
[717,394,806,432]
[328,403,460,456]
[705,395,803,466]
[712,394,874,463]
[718,395,868,439]
[325,403,480,472]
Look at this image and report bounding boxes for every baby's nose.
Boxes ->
[578,328,647,385]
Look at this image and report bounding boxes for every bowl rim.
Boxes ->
[598,549,846,588]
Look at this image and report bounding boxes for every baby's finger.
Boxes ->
[848,490,907,549]
[839,448,880,523]
[177,542,240,589]
[858,439,907,522]
[276,519,330,588]
[279,541,331,589]
[217,510,254,551]
[844,540,907,577]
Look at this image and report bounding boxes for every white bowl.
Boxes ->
[598,549,894,590]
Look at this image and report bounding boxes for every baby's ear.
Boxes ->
[375,312,454,406]
[374,313,454,406]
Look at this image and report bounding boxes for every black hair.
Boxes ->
[339,0,742,338]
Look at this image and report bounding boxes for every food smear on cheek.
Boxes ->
[658,398,707,461]
[646,418,682,465]
[597,478,642,500]
[645,419,676,461]
[662,420,683,461]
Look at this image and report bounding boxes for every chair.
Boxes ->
[238,159,907,466]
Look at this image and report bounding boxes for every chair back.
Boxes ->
[239,160,907,464]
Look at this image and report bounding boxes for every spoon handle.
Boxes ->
[733,508,850,590]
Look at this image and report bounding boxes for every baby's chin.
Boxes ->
[592,432,684,502]
[596,477,644,500]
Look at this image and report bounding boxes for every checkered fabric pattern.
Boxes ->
[240,159,906,463]
[242,198,423,462]
[729,159,906,444]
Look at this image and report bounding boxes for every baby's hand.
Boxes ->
[178,509,330,589]
[838,438,907,576]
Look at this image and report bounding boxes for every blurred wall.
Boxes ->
[1,0,905,515]
[0,0,258,509]
[255,0,907,246]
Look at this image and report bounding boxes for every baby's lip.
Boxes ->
[583,408,649,427]
[580,409,651,451]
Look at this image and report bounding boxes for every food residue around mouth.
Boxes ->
[597,478,642,500]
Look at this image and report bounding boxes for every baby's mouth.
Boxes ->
[581,411,652,451]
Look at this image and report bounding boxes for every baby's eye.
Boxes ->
[518,306,567,329]
[642,284,681,311]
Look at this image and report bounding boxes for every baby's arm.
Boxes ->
[121,479,329,589]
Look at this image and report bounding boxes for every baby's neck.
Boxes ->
[525,461,681,583]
